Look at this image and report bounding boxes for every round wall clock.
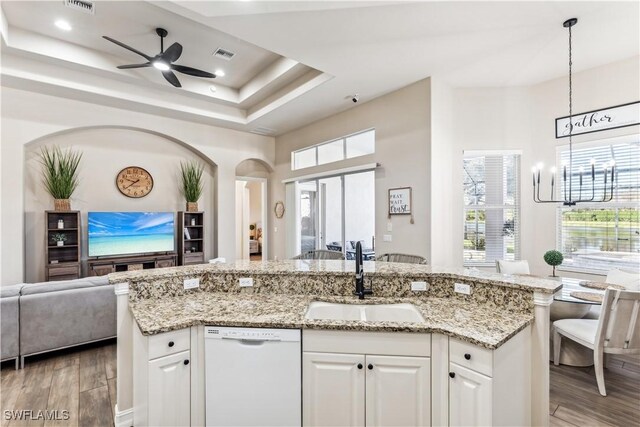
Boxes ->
[274,201,285,219]
[116,166,154,198]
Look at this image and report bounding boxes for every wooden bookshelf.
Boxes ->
[45,211,81,281]
[178,211,205,266]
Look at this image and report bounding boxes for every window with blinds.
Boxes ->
[556,136,640,273]
[463,152,521,266]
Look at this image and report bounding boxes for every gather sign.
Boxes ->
[555,101,639,139]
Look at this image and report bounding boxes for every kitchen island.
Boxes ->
[111,260,561,427]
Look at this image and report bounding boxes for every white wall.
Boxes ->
[1,87,274,285]
[24,129,216,283]
[271,79,431,260]
[442,56,640,278]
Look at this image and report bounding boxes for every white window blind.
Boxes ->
[556,137,640,273]
[463,153,521,266]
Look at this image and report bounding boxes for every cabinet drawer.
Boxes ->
[148,329,190,360]
[450,338,493,377]
[183,254,203,264]
[48,265,79,277]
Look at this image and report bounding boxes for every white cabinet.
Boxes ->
[449,364,492,427]
[303,331,432,427]
[366,355,431,427]
[148,351,191,427]
[303,352,365,426]
[134,327,191,427]
[303,352,430,427]
[448,326,531,427]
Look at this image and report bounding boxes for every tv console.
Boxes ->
[87,253,176,277]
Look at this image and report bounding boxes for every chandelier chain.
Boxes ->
[568,22,573,199]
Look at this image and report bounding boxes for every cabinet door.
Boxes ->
[303,352,365,426]
[449,363,492,427]
[148,350,191,427]
[365,355,431,427]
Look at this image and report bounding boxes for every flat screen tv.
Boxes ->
[88,212,175,257]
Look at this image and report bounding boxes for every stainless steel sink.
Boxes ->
[305,302,425,323]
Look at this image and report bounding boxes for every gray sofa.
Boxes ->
[1,276,116,369]
[1,284,23,369]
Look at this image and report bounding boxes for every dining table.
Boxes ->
[550,276,607,367]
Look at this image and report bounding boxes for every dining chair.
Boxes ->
[553,288,640,396]
[495,260,530,274]
[292,250,345,260]
[584,268,640,320]
[375,253,427,264]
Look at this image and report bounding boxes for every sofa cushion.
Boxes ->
[21,277,109,296]
[1,284,24,298]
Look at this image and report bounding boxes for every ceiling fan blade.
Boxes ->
[161,70,182,87]
[117,63,151,69]
[171,64,216,78]
[103,36,152,61]
[161,42,183,63]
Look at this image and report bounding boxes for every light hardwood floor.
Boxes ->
[1,340,116,427]
[1,340,638,426]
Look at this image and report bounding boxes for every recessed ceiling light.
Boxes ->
[215,69,225,77]
[55,20,72,31]
[209,86,217,93]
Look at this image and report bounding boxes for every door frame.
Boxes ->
[236,176,268,261]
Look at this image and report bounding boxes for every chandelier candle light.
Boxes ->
[532,18,615,206]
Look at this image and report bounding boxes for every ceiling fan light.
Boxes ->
[214,69,225,77]
[152,60,170,71]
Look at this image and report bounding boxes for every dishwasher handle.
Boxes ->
[221,334,281,343]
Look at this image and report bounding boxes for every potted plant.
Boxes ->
[51,233,67,247]
[180,161,204,212]
[543,250,564,278]
[40,146,82,211]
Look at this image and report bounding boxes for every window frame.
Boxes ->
[291,128,375,171]
[463,150,522,267]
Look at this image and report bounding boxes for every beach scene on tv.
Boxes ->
[88,212,175,257]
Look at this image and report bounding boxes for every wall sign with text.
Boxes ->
[555,101,639,139]
[388,187,414,224]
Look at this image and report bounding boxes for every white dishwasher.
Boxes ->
[204,326,301,426]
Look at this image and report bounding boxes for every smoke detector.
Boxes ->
[64,0,95,14]
[213,48,235,61]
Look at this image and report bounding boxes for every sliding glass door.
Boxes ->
[297,171,375,259]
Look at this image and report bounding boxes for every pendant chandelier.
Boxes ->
[532,18,615,206]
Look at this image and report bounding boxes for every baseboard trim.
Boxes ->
[114,404,133,427]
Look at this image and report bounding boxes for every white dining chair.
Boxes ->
[584,268,640,320]
[495,259,530,275]
[553,288,640,396]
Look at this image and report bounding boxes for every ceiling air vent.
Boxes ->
[64,0,95,14]
[251,127,276,136]
[213,48,235,61]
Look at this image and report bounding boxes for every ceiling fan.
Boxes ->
[103,28,215,88]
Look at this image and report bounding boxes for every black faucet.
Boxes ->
[354,241,373,300]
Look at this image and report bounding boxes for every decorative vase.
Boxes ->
[186,202,198,212]
[54,199,71,211]
[57,219,64,229]
[56,241,64,247]
[191,218,196,226]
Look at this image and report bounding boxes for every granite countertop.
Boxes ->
[111,260,562,294]
[130,292,534,349]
